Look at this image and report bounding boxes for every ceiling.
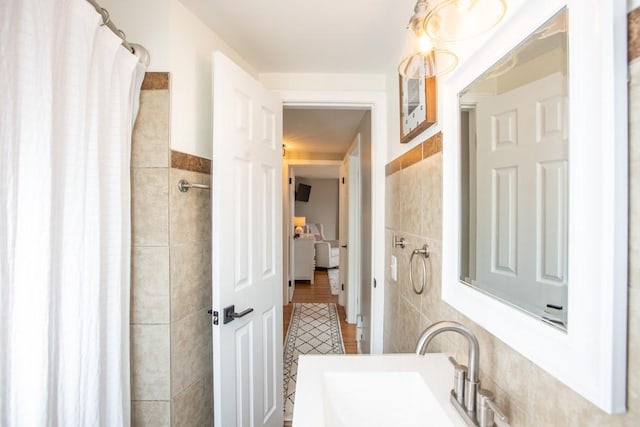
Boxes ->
[284,108,367,155]
[285,108,365,180]
[292,164,341,179]
[178,0,416,73]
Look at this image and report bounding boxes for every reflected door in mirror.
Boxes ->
[459,9,568,328]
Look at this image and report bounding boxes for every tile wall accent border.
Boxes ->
[385,158,402,176]
[171,150,212,174]
[422,132,443,159]
[142,72,170,91]
[630,7,640,62]
[401,144,423,169]
[385,132,443,176]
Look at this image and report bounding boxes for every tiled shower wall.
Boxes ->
[130,73,213,426]
[383,11,640,426]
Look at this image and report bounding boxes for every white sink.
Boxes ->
[322,371,456,427]
[292,354,466,427]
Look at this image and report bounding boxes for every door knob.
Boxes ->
[341,245,348,248]
[223,305,254,324]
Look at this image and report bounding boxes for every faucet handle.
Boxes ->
[448,356,467,405]
[477,389,509,427]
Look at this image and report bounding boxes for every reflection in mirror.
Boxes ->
[459,9,568,329]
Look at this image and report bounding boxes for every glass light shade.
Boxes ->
[424,0,507,42]
[398,47,458,79]
[398,23,458,78]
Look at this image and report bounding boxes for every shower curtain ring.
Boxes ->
[100,8,110,26]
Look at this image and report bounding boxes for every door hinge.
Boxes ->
[289,177,292,184]
[341,177,345,184]
[288,280,292,288]
[208,309,219,325]
[373,278,377,288]
[341,283,344,291]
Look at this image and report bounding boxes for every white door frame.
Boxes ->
[279,90,387,354]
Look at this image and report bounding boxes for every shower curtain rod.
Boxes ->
[85,0,137,55]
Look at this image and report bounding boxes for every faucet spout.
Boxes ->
[415,321,480,415]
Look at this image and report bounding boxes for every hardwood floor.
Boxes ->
[283,269,358,354]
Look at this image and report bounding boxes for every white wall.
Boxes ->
[99,0,172,70]
[168,1,257,158]
[99,0,257,159]
[261,73,386,92]
[630,0,640,11]
[294,178,340,240]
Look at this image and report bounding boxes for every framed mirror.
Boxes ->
[459,9,569,329]
[441,0,627,413]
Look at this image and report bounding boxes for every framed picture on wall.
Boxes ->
[399,75,436,143]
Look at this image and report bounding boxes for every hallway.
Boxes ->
[283,269,358,354]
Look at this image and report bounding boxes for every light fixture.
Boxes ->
[293,216,306,237]
[423,0,507,43]
[398,1,458,78]
[398,0,507,79]
[397,37,458,79]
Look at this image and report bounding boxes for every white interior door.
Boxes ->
[346,137,361,324]
[211,51,283,427]
[338,158,348,307]
[475,72,568,319]
[288,167,296,302]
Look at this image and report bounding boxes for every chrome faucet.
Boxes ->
[415,321,508,427]
[415,321,480,413]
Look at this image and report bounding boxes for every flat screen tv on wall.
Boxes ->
[295,183,311,202]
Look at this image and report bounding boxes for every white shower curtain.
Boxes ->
[0,0,146,425]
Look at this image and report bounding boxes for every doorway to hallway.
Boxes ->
[280,90,387,354]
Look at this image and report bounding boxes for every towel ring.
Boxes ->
[409,244,430,295]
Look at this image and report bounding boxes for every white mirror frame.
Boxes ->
[441,0,628,413]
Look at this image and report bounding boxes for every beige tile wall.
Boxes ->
[131,75,213,426]
[168,167,213,426]
[383,34,640,427]
[131,86,172,424]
